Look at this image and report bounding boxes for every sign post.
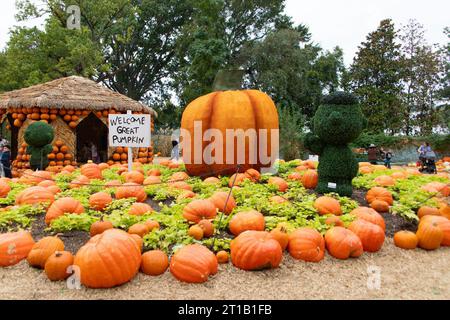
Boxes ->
[108,110,151,172]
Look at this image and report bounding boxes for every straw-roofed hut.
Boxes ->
[0,76,156,176]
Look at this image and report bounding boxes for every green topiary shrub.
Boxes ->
[24,121,54,170]
[304,92,367,196]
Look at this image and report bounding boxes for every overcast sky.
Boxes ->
[0,0,448,65]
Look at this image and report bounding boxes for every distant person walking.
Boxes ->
[383,149,393,169]
[418,142,431,163]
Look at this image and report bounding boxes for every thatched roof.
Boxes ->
[0,76,156,116]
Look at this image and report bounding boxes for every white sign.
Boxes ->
[108,114,151,147]
[308,155,319,162]
[328,182,337,189]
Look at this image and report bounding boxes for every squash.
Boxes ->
[27,235,65,268]
[140,250,169,276]
[228,210,265,236]
[366,187,393,205]
[89,192,112,211]
[348,219,385,252]
[287,228,325,262]
[209,191,236,215]
[170,244,217,283]
[393,231,418,250]
[45,197,84,225]
[301,170,318,189]
[128,203,154,216]
[230,231,282,271]
[182,199,217,223]
[44,251,74,281]
[0,231,35,267]
[115,183,147,202]
[314,196,342,216]
[181,90,279,176]
[74,229,141,288]
[324,227,363,260]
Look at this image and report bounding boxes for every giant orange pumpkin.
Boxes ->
[45,197,85,225]
[74,229,141,288]
[170,244,218,283]
[0,231,35,267]
[181,90,279,176]
[230,231,282,271]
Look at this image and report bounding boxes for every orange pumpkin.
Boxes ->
[115,183,147,202]
[80,163,102,179]
[181,90,279,176]
[370,199,390,213]
[314,196,342,216]
[230,231,282,271]
[229,210,265,236]
[287,172,302,181]
[287,228,325,262]
[350,207,385,231]
[416,220,443,250]
[417,206,440,219]
[45,197,85,225]
[244,168,261,182]
[216,251,229,264]
[325,215,344,227]
[270,226,289,251]
[393,231,418,250]
[420,216,450,246]
[348,219,385,252]
[125,170,145,184]
[70,175,90,189]
[374,175,395,187]
[128,223,150,237]
[366,187,393,205]
[270,195,288,204]
[140,250,169,276]
[74,229,141,288]
[301,170,318,189]
[182,199,217,223]
[142,176,161,186]
[203,177,221,184]
[169,172,189,182]
[27,235,65,268]
[89,219,114,237]
[228,173,248,187]
[324,227,363,260]
[129,203,154,216]
[44,251,74,281]
[209,191,236,215]
[268,177,288,192]
[168,181,193,191]
[147,169,161,176]
[170,244,217,283]
[0,231,35,267]
[198,219,215,238]
[89,192,113,211]
[0,181,11,198]
[15,186,55,206]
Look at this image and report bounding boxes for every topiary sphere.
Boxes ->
[24,121,54,147]
[313,92,367,145]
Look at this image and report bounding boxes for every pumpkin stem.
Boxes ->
[55,251,62,257]
[55,233,63,238]
[212,69,245,91]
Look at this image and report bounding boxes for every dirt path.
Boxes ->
[0,239,448,300]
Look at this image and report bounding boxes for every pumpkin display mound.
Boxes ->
[0,155,448,298]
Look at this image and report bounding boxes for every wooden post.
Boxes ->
[127,110,133,172]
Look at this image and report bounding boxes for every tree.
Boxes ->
[174,0,288,105]
[235,27,344,121]
[349,19,404,134]
[400,19,443,135]
[13,0,195,103]
[0,20,103,93]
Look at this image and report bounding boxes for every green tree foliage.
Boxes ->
[174,0,288,105]
[349,19,404,134]
[400,19,443,136]
[0,20,103,92]
[236,27,344,119]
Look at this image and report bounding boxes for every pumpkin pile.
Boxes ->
[0,155,449,290]
[46,140,77,172]
[10,107,59,127]
[11,143,31,176]
[108,146,154,166]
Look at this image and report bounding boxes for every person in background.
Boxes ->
[0,144,12,178]
[367,144,378,165]
[90,142,100,163]
[418,142,431,163]
[170,129,180,162]
[384,149,393,169]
